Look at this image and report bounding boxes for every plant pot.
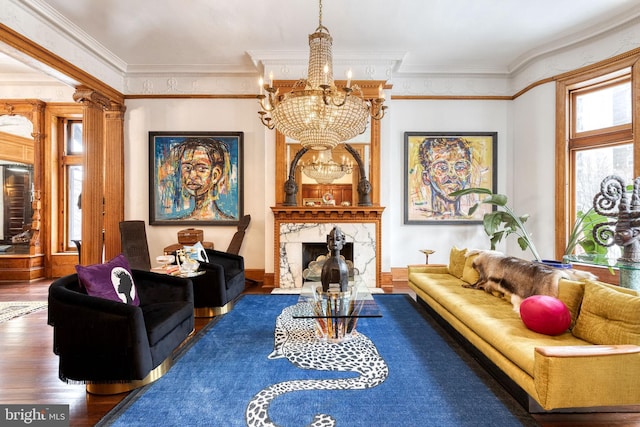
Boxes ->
[537,259,572,269]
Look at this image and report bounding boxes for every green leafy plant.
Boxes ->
[449,187,541,261]
[563,207,609,258]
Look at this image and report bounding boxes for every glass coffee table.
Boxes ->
[294,277,382,342]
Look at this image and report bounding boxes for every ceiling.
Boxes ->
[2,0,640,82]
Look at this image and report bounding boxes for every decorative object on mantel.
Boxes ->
[321,226,349,292]
[592,175,640,290]
[284,147,309,206]
[345,144,372,206]
[256,0,387,151]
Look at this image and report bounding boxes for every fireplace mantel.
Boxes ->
[271,206,384,221]
[272,206,384,288]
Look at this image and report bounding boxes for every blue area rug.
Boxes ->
[98,295,536,426]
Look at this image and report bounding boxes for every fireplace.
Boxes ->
[302,241,354,276]
[271,206,384,288]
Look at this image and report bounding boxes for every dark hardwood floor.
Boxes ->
[1,278,639,426]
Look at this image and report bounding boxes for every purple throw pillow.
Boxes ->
[76,254,140,306]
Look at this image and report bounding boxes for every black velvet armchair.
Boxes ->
[48,270,194,394]
[189,248,246,316]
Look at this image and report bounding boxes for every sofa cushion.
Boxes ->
[520,295,571,336]
[573,281,640,345]
[461,252,480,285]
[556,279,584,329]
[142,302,193,347]
[76,254,140,306]
[448,247,467,279]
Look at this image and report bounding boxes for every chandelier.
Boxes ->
[257,0,387,151]
[300,149,353,184]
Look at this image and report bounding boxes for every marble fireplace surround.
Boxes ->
[271,207,384,289]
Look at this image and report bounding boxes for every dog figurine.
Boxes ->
[467,250,596,313]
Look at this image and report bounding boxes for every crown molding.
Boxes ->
[16,0,128,73]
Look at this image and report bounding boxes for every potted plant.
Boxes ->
[449,187,542,261]
[563,207,609,262]
[450,188,610,265]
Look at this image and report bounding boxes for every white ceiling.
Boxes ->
[2,0,640,81]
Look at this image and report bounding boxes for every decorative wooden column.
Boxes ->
[103,102,126,261]
[73,88,110,265]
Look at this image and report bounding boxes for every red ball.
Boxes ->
[519,295,571,336]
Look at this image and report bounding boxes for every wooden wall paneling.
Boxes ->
[0,131,34,163]
[103,103,126,261]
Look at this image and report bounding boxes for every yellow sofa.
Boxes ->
[408,248,640,412]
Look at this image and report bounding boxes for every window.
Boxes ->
[556,57,639,261]
[571,76,633,217]
[60,119,83,251]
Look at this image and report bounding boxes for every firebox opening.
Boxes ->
[302,242,353,272]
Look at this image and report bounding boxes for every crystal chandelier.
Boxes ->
[300,149,353,184]
[257,0,387,151]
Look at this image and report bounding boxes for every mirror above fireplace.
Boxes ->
[273,79,384,207]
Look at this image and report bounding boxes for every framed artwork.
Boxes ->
[404,131,497,224]
[149,131,243,225]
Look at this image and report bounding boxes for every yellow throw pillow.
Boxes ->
[461,252,480,285]
[448,247,467,279]
[572,281,640,345]
[556,279,585,329]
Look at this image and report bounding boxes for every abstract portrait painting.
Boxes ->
[404,132,496,224]
[149,132,243,225]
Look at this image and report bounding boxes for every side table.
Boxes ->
[420,249,435,264]
[164,241,214,255]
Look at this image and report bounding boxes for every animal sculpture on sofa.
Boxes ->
[468,250,596,313]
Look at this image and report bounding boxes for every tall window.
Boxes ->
[557,57,639,261]
[571,76,633,219]
[61,120,83,250]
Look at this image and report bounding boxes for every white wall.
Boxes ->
[124,96,527,273]
[124,98,268,268]
[383,99,511,266]
[510,82,557,260]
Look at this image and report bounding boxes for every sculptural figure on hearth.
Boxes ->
[321,226,349,292]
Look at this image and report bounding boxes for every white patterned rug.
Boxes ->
[0,301,47,323]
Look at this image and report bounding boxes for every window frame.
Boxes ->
[57,118,83,252]
[555,55,640,263]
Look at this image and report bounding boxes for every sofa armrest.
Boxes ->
[536,344,640,358]
[533,345,640,410]
[204,249,245,272]
[132,269,194,305]
[408,264,449,275]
